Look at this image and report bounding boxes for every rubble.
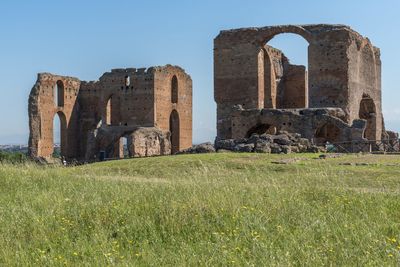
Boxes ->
[215,131,325,154]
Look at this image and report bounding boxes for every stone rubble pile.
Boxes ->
[176,142,216,154]
[178,131,325,154]
[215,131,324,154]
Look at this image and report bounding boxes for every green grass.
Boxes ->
[1,153,400,266]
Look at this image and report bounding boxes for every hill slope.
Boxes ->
[1,153,400,265]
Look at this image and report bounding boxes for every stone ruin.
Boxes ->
[28,24,399,161]
[214,24,398,153]
[28,65,192,161]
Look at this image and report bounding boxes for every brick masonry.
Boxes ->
[28,65,192,160]
[214,24,384,143]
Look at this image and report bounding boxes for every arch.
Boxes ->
[258,26,313,45]
[260,32,309,109]
[359,96,377,140]
[245,123,276,138]
[315,122,341,144]
[106,95,113,125]
[171,75,178,104]
[169,109,180,154]
[54,80,64,107]
[53,111,67,158]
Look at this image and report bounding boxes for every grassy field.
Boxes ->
[1,153,400,266]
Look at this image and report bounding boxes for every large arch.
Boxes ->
[359,96,377,140]
[259,32,309,109]
[53,111,67,157]
[169,110,180,154]
[257,26,313,46]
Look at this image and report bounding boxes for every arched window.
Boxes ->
[54,80,64,107]
[169,110,180,154]
[171,75,178,104]
[106,96,112,125]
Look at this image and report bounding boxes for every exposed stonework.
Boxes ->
[215,131,324,154]
[230,106,365,143]
[214,24,389,146]
[28,65,192,161]
[177,142,216,154]
[129,127,171,157]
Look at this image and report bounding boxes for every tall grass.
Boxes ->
[0,153,400,266]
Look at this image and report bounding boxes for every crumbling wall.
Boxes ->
[347,38,382,140]
[28,73,81,158]
[279,64,308,108]
[129,127,171,157]
[153,65,193,153]
[230,106,365,143]
[77,81,102,158]
[96,68,156,127]
[84,126,170,160]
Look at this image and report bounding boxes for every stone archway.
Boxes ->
[258,25,314,45]
[169,110,180,154]
[359,96,377,140]
[259,32,309,109]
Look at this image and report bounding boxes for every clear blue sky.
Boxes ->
[0,0,399,144]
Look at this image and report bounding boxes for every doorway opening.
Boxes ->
[359,96,376,140]
[169,110,180,154]
[53,112,67,158]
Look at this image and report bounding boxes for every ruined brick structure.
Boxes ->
[214,24,387,146]
[28,65,192,160]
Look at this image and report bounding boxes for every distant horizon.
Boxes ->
[1,0,400,145]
